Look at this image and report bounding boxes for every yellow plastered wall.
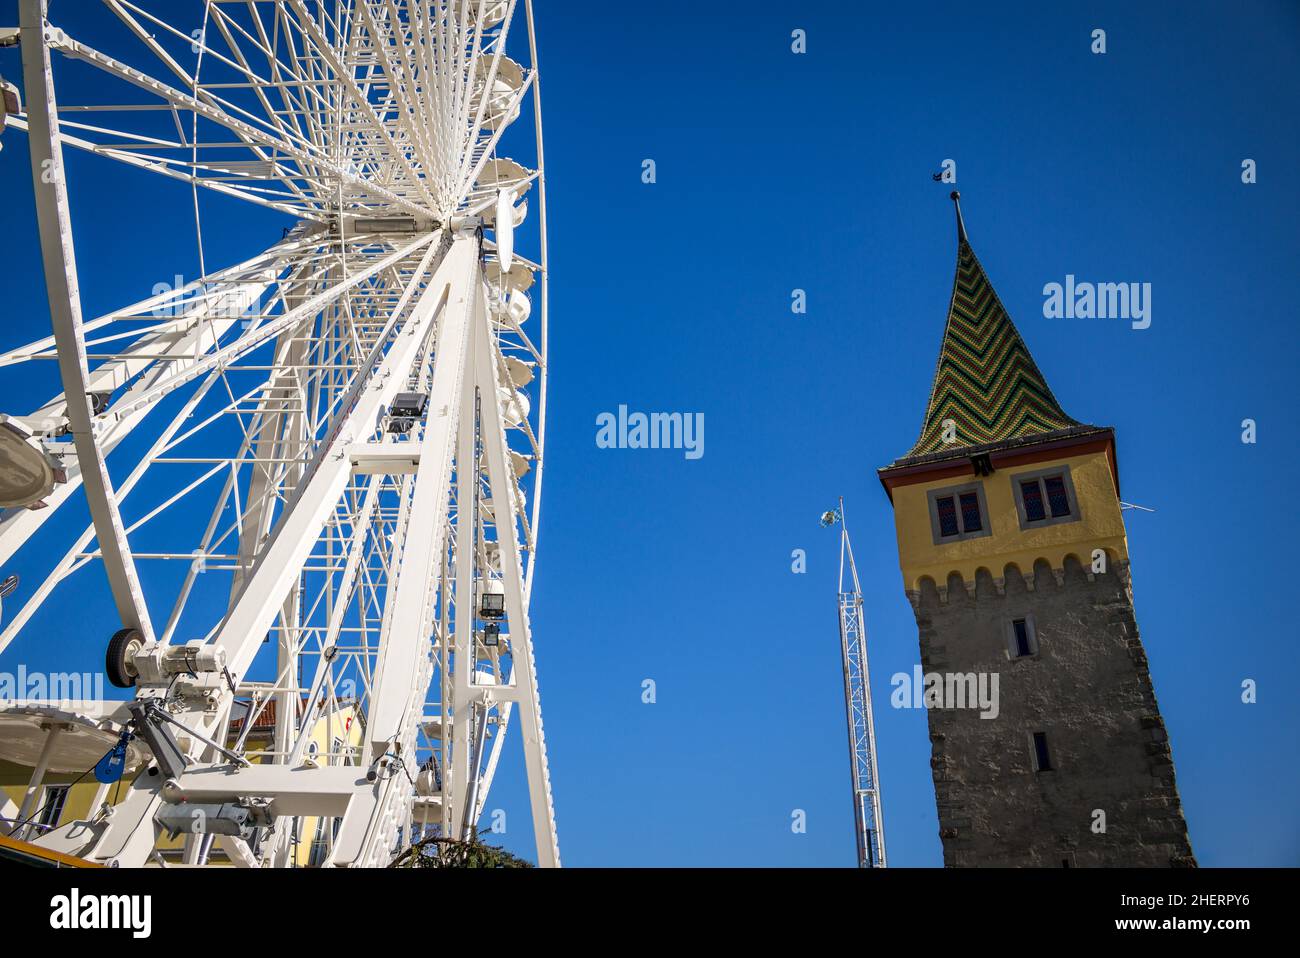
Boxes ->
[891,449,1130,593]
[3,770,142,844]
[290,703,364,867]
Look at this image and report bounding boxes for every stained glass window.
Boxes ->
[1045,475,1071,517]
[1021,480,1046,521]
[936,496,959,537]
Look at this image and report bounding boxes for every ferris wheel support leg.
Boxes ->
[446,300,481,838]
[361,240,474,763]
[472,309,560,868]
[19,0,154,641]
[68,236,451,867]
[330,238,477,867]
[471,695,513,824]
[224,301,311,856]
[211,234,448,687]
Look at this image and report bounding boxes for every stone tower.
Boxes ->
[877,194,1195,867]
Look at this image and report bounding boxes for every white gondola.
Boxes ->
[475,56,525,131]
[0,417,59,509]
[490,289,533,329]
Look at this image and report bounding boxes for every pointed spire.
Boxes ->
[899,195,1084,460]
[951,190,968,245]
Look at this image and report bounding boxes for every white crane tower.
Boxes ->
[0,0,558,867]
[831,498,886,867]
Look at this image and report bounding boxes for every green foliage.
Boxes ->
[390,830,533,869]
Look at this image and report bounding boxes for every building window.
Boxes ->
[936,495,959,537]
[1011,466,1081,530]
[1032,732,1053,772]
[927,482,991,545]
[1020,480,1046,521]
[1009,617,1037,658]
[308,817,341,867]
[38,785,70,831]
[1044,475,1071,517]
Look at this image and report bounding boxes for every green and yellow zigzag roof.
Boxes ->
[904,194,1081,459]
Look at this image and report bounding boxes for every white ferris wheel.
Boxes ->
[0,0,558,867]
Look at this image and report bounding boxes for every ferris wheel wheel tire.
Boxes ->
[105,627,145,689]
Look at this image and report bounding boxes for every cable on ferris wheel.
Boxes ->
[0,0,559,867]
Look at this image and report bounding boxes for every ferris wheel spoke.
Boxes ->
[286,0,438,209]
[200,10,331,206]
[352,2,441,190]
[284,476,382,767]
[457,0,516,174]
[0,367,225,657]
[456,73,532,205]
[0,238,286,369]
[4,113,326,219]
[101,233,435,429]
[37,28,431,218]
[0,292,277,568]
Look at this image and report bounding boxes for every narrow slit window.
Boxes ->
[1012,619,1032,657]
[1044,475,1071,517]
[959,492,982,532]
[936,496,959,537]
[1032,732,1053,772]
[1021,480,1046,522]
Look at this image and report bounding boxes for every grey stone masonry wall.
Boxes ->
[909,555,1195,867]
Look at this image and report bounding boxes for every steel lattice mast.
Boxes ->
[0,0,558,867]
[835,498,886,868]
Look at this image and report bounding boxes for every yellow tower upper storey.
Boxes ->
[882,434,1128,594]
[879,193,1131,596]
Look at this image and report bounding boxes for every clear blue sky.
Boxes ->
[0,0,1297,866]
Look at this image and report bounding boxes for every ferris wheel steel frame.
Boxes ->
[0,0,559,867]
